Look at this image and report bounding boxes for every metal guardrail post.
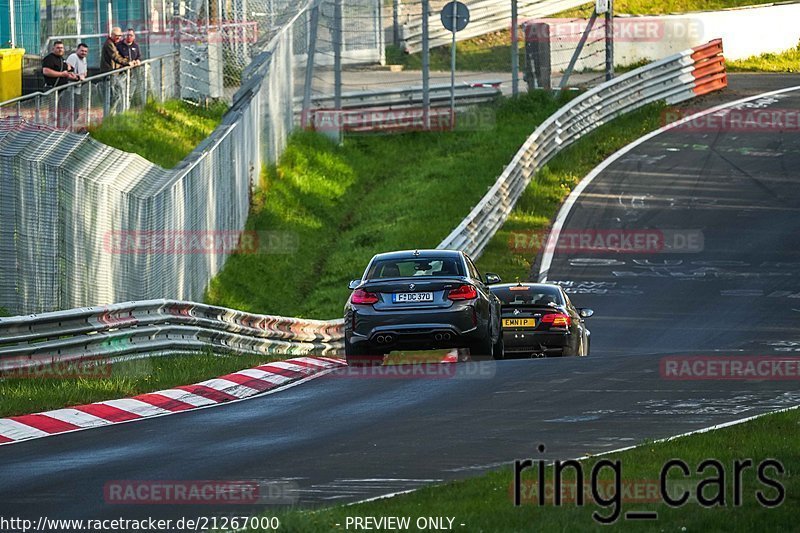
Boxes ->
[422,0,430,129]
[559,9,598,91]
[605,0,615,81]
[160,57,166,102]
[511,0,519,97]
[103,76,110,118]
[125,70,131,111]
[334,0,343,110]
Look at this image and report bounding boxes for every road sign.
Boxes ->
[440,1,470,32]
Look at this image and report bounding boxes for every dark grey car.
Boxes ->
[344,249,504,365]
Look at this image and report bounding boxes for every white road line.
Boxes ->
[538,85,800,282]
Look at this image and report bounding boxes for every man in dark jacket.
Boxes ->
[42,41,79,88]
[116,29,142,65]
[100,27,130,72]
[101,27,131,114]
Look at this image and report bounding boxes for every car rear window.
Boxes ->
[367,258,464,279]
[492,286,564,306]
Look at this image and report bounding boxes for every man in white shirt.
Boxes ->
[66,43,89,124]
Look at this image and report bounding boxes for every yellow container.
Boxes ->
[0,48,26,102]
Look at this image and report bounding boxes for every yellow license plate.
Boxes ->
[503,318,536,328]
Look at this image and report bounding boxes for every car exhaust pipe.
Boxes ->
[384,334,395,344]
[434,333,443,341]
[442,332,451,341]
[376,335,385,344]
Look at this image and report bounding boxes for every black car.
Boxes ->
[490,282,593,357]
[344,249,504,365]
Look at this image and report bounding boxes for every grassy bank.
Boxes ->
[0,352,280,418]
[727,42,800,73]
[260,407,798,531]
[88,100,227,168]
[206,92,570,319]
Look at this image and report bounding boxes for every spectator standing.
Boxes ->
[117,29,143,105]
[100,27,130,72]
[66,43,89,124]
[66,43,89,80]
[116,29,142,65]
[42,41,78,128]
[100,27,130,114]
[42,41,78,88]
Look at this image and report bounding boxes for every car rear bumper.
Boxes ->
[502,330,569,354]
[346,304,484,350]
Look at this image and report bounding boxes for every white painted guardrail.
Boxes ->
[437,39,727,257]
[0,41,726,365]
[0,301,343,372]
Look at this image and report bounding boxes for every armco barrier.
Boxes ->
[437,39,726,257]
[0,41,725,366]
[0,301,344,371]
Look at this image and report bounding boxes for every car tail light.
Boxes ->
[542,313,571,327]
[448,284,478,301]
[352,289,379,305]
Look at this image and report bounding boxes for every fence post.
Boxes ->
[511,0,518,97]
[422,0,429,129]
[302,4,320,129]
[160,57,167,101]
[605,0,614,81]
[334,0,342,110]
[125,69,131,111]
[87,80,92,128]
[393,0,401,47]
[143,63,149,104]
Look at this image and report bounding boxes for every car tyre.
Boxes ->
[345,338,384,366]
[492,335,504,360]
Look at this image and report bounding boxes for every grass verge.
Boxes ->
[259,407,798,531]
[205,91,570,319]
[727,42,800,73]
[556,0,777,17]
[0,352,280,418]
[88,100,228,168]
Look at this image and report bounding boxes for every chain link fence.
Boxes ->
[0,0,388,315]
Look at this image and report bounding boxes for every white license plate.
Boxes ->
[393,292,434,303]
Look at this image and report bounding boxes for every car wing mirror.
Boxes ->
[485,272,502,284]
[578,308,594,318]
